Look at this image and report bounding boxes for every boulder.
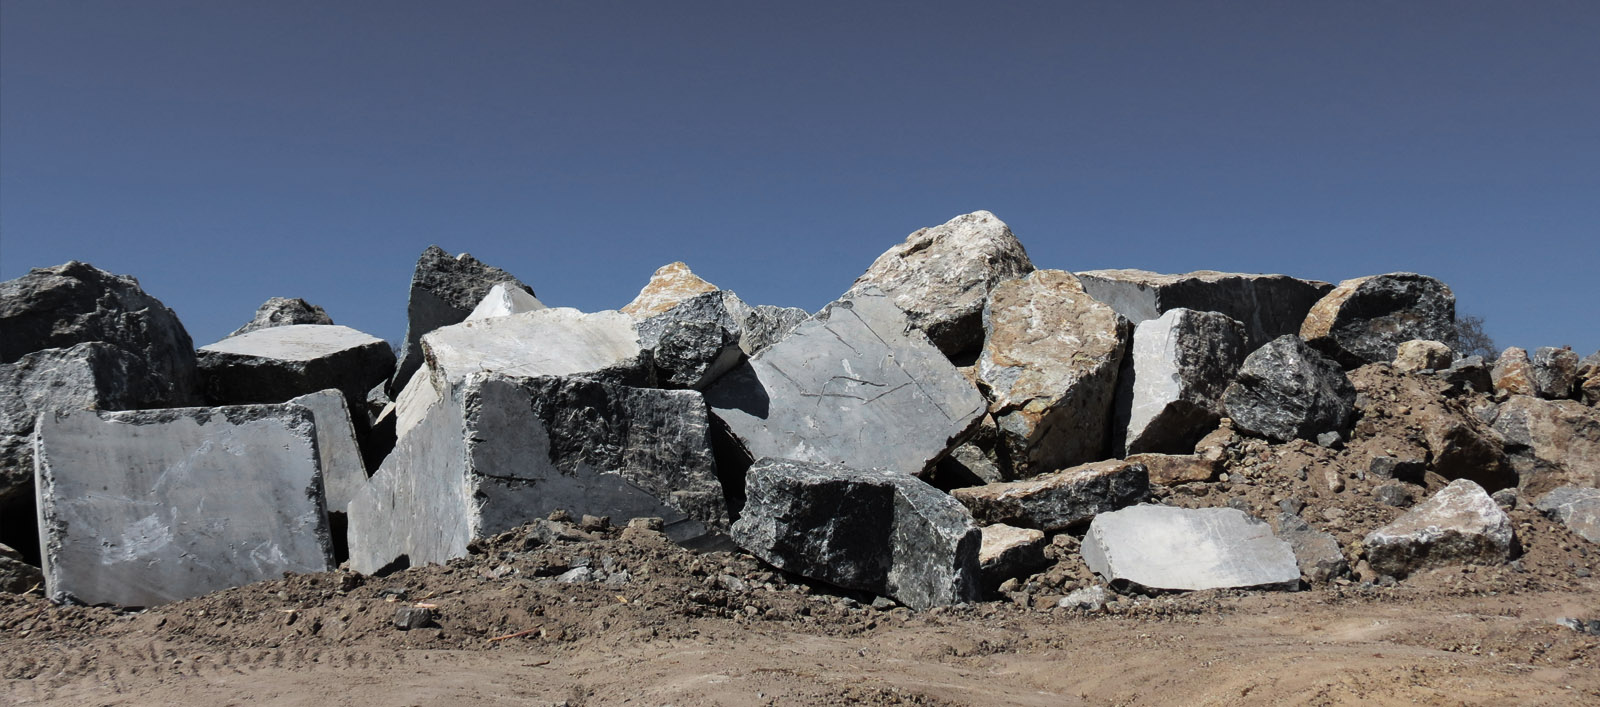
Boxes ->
[978,524,1047,587]
[1114,308,1247,455]
[1491,396,1600,495]
[34,404,334,606]
[1533,487,1600,545]
[1222,335,1356,443]
[198,324,396,413]
[229,297,333,337]
[391,246,533,394]
[1126,452,1217,486]
[705,288,986,477]
[0,543,42,594]
[1074,269,1332,350]
[420,308,647,392]
[635,291,747,390]
[1418,405,1517,491]
[1274,512,1348,582]
[1300,273,1457,369]
[1491,347,1535,397]
[734,304,810,356]
[288,389,368,514]
[1531,347,1581,400]
[849,210,1034,358]
[348,374,726,573]
[978,270,1131,476]
[950,459,1147,531]
[1363,479,1517,579]
[465,282,547,321]
[620,262,720,318]
[1436,355,1494,396]
[0,261,200,405]
[1081,505,1300,591]
[729,458,982,609]
[1393,340,1455,373]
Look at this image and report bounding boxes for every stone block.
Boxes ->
[420,308,647,391]
[1223,335,1356,443]
[635,291,747,390]
[951,459,1147,531]
[978,524,1047,587]
[1364,479,1516,579]
[1300,272,1457,369]
[1114,308,1247,455]
[391,246,533,394]
[198,324,396,414]
[1074,269,1332,351]
[465,282,547,321]
[1081,505,1300,591]
[1531,347,1581,400]
[1492,347,1535,397]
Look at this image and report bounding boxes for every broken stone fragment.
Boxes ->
[1081,505,1301,592]
[1579,352,1600,406]
[465,282,547,321]
[1533,487,1600,545]
[34,404,335,606]
[1055,584,1109,611]
[1393,340,1455,373]
[1274,512,1348,583]
[391,246,533,394]
[1419,404,1516,491]
[979,270,1130,476]
[1114,308,1247,455]
[198,324,396,415]
[288,389,368,514]
[420,308,648,392]
[950,459,1148,531]
[849,210,1034,358]
[733,303,810,356]
[1074,269,1333,351]
[1367,456,1425,484]
[729,458,982,610]
[620,262,720,318]
[229,297,333,337]
[1300,272,1457,369]
[978,524,1047,588]
[1363,479,1517,579]
[635,291,747,389]
[1530,347,1581,400]
[1491,347,1536,397]
[0,542,42,594]
[1490,395,1600,495]
[1222,335,1355,443]
[1435,355,1494,396]
[1125,453,1217,486]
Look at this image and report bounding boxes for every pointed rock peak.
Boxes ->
[621,262,720,318]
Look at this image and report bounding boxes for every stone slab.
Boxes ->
[198,324,396,413]
[1081,505,1300,591]
[420,308,646,390]
[288,389,367,514]
[951,459,1148,531]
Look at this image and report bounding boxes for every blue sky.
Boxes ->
[3,1,1596,354]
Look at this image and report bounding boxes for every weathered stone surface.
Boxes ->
[465,282,546,321]
[0,261,200,405]
[1419,404,1517,491]
[729,458,982,609]
[1081,505,1300,591]
[1436,355,1493,396]
[198,325,396,413]
[391,246,533,394]
[1364,479,1516,579]
[421,308,646,392]
[735,304,810,356]
[1394,340,1455,373]
[1275,512,1348,582]
[636,291,746,390]
[1074,269,1332,351]
[0,542,42,593]
[705,288,986,477]
[1533,487,1600,545]
[1126,453,1217,486]
[1531,347,1581,400]
[951,460,1147,531]
[849,210,1034,358]
[1491,396,1600,495]
[1300,273,1457,369]
[621,262,720,318]
[229,297,333,337]
[348,374,726,574]
[978,524,1047,587]
[1492,347,1535,397]
[979,270,1130,476]
[1114,308,1247,455]
[34,405,334,606]
[1056,584,1109,611]
[288,389,368,514]
[1222,335,1355,443]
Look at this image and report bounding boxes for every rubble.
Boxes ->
[1363,479,1517,579]
[1074,269,1331,351]
[391,246,533,394]
[1114,308,1247,455]
[1080,505,1300,592]
[229,297,333,337]
[1222,335,1355,443]
[951,459,1148,531]
[198,324,396,414]
[1533,487,1600,545]
[1300,272,1457,369]
[1491,395,1600,495]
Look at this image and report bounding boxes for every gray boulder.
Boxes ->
[1074,269,1332,351]
[1300,272,1457,369]
[1531,347,1581,400]
[1275,512,1348,582]
[635,291,746,390]
[1533,487,1600,545]
[229,297,333,337]
[198,324,396,413]
[730,458,982,610]
[34,404,335,606]
[1491,396,1600,495]
[950,459,1148,531]
[1364,479,1517,579]
[391,246,533,394]
[1223,335,1355,443]
[288,389,368,514]
[1081,505,1301,591]
[1114,308,1247,455]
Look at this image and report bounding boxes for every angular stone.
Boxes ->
[1364,480,1517,579]
[391,246,533,394]
[1419,405,1516,491]
[229,297,333,337]
[1436,355,1493,396]
[950,459,1148,531]
[979,270,1130,475]
[705,288,986,477]
[1081,505,1300,591]
[1580,352,1600,406]
[1368,456,1426,484]
[287,389,368,514]
[978,524,1047,587]
[1275,513,1348,583]
[1374,483,1415,506]
[620,262,720,318]
[849,210,1034,358]
[1531,347,1581,400]
[1393,340,1455,373]
[34,405,334,606]
[1,261,200,405]
[729,458,982,610]
[392,365,442,442]
[1491,396,1600,495]
[1222,335,1356,443]
[198,325,396,413]
[1533,487,1600,545]
[420,308,646,392]
[734,304,810,357]
[348,374,725,574]
[1055,585,1109,611]
[1492,347,1536,397]
[0,542,41,593]
[1114,308,1247,455]
[935,442,1007,487]
[1300,273,1457,369]
[1074,269,1333,351]
[1126,453,1217,486]
[465,282,547,321]
[635,291,746,390]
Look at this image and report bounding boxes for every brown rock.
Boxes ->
[621,262,720,318]
[1419,405,1516,491]
[1125,453,1217,486]
[1491,396,1600,496]
[1492,347,1535,397]
[1393,340,1455,373]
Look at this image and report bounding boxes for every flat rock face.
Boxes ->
[1115,308,1247,455]
[392,246,532,394]
[1533,487,1600,545]
[1394,340,1455,373]
[198,325,396,413]
[229,297,333,337]
[951,459,1148,531]
[1364,479,1516,579]
[1074,269,1332,351]
[1531,347,1581,400]
[0,261,200,406]
[34,405,334,606]
[636,291,747,390]
[1491,396,1600,495]
[729,458,982,610]
[979,270,1130,476]
[1081,505,1300,591]
[1223,335,1355,443]
[421,308,646,391]
[620,262,719,318]
[1300,272,1457,369]
[849,210,1034,358]
[1275,512,1348,582]
[466,282,547,321]
[288,390,368,514]
[705,288,986,476]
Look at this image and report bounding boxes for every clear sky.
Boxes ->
[3,1,1596,354]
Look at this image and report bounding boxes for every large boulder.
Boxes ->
[978,270,1130,476]
[391,246,532,395]
[848,210,1034,358]
[229,297,333,337]
[950,459,1147,531]
[1222,335,1355,443]
[0,261,200,405]
[1113,308,1247,455]
[1364,480,1516,579]
[1418,404,1517,490]
[348,374,726,573]
[420,308,647,392]
[1074,269,1332,351]
[1299,272,1457,369]
[34,404,335,606]
[1533,487,1600,545]
[730,458,982,609]
[1081,505,1301,591]
[620,261,720,318]
[1490,396,1600,495]
[635,291,748,390]
[705,288,986,477]
[197,324,396,413]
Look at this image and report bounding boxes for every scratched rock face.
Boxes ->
[704,287,988,477]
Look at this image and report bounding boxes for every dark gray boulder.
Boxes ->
[1530,347,1581,400]
[950,460,1148,531]
[636,291,746,390]
[1223,335,1356,443]
[197,324,396,414]
[229,297,333,337]
[1533,487,1600,545]
[1074,269,1332,351]
[1300,272,1457,369]
[1435,355,1494,396]
[1113,308,1248,455]
[730,458,982,609]
[733,303,810,356]
[390,246,533,394]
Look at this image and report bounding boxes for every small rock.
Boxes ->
[1492,348,1536,397]
[1055,585,1110,611]
[627,517,665,532]
[555,567,594,584]
[1275,513,1349,583]
[1491,488,1520,510]
[977,524,1048,588]
[1393,340,1455,373]
[580,515,611,531]
[1368,456,1425,484]
[1125,453,1217,486]
[393,606,434,630]
[1373,484,1415,508]
[1533,487,1600,545]
[1530,347,1581,400]
[230,297,334,337]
